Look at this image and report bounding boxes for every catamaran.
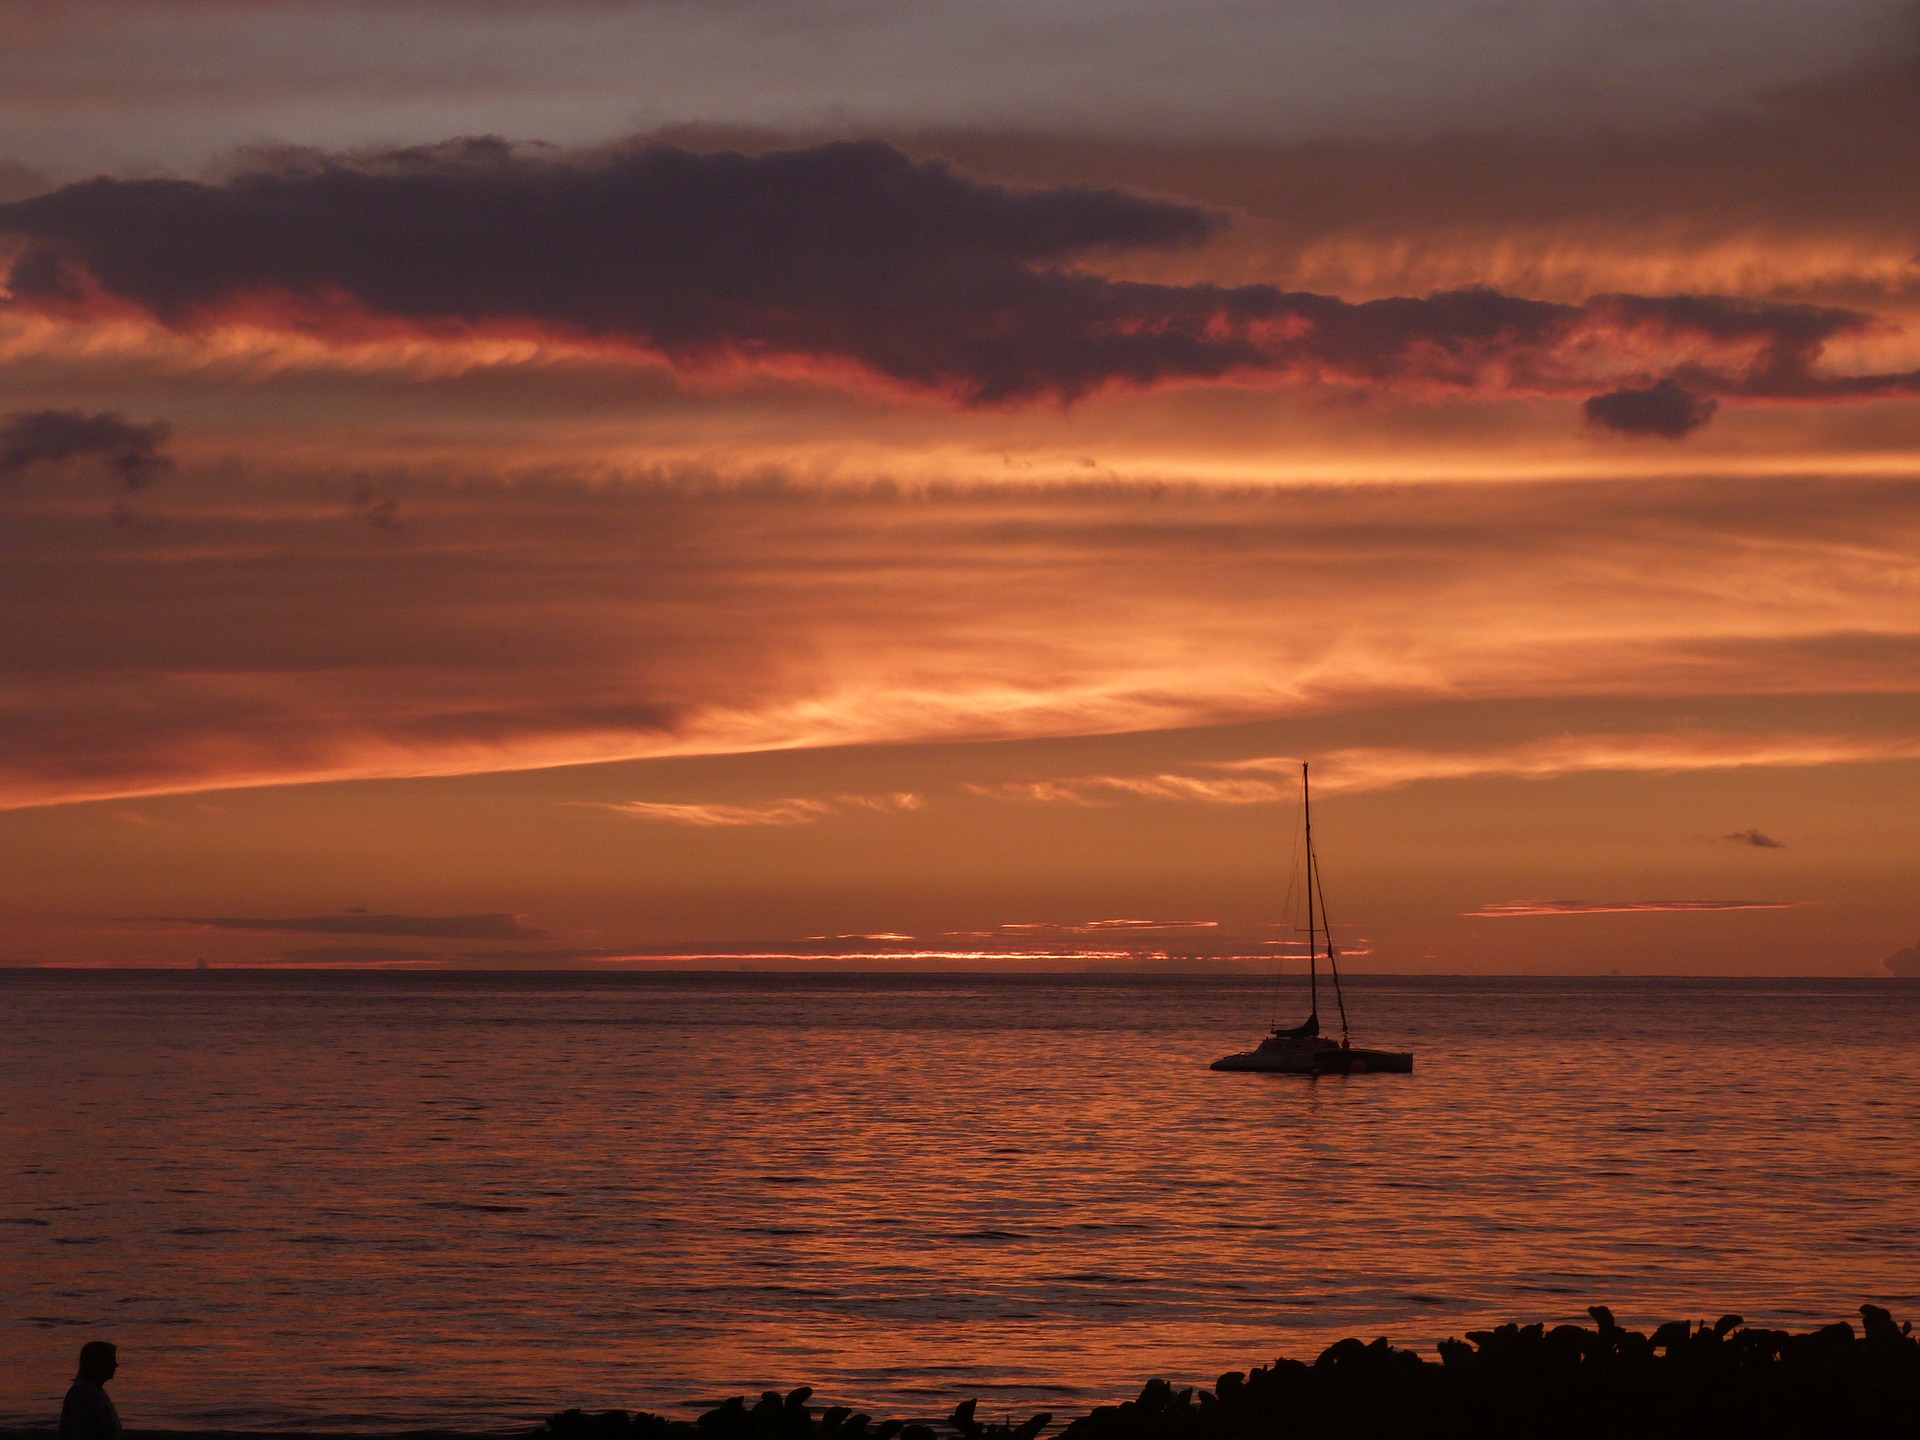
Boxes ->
[1210,762,1413,1075]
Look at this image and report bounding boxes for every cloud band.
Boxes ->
[6,139,1916,422]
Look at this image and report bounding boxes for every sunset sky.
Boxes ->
[2,0,1916,973]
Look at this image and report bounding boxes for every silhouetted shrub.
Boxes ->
[538,1305,1918,1440]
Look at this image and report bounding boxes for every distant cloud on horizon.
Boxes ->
[1464,899,1802,918]
[269,945,452,966]
[1883,941,1920,978]
[159,911,548,940]
[1723,828,1787,849]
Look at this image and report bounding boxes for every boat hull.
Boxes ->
[1211,1044,1413,1075]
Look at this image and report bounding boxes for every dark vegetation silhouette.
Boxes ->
[541,1306,1918,1440]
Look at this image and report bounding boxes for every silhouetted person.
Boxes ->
[61,1342,121,1440]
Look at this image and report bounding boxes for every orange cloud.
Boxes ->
[993,918,1219,935]
[596,792,921,826]
[971,731,1920,809]
[970,775,1290,806]
[1,464,1915,810]
[1235,732,1920,794]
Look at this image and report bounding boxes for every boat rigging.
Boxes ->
[1210,762,1413,1075]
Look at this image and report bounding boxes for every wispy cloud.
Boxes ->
[596,792,922,826]
[992,918,1219,936]
[968,775,1287,806]
[1229,733,1920,794]
[970,732,1920,811]
[1723,828,1786,848]
[1463,899,1802,918]
[3,464,1917,812]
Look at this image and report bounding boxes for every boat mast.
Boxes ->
[1303,762,1318,1024]
[1313,834,1351,1047]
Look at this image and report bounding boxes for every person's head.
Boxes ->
[76,1342,117,1386]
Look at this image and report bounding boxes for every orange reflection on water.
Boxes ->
[3,970,1917,1431]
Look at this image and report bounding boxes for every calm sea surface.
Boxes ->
[3,972,1917,1431]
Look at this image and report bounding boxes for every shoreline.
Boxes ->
[9,1306,1916,1440]
[0,1434,530,1440]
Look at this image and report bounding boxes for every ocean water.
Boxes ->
[2,971,1917,1432]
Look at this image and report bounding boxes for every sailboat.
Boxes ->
[1210,762,1413,1075]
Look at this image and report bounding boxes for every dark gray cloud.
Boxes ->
[167,911,547,939]
[3,139,1910,415]
[0,409,174,488]
[0,139,1220,403]
[1585,381,1720,438]
[1723,828,1787,849]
